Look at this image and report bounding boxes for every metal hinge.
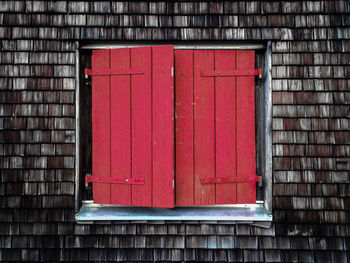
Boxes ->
[85,176,144,185]
[85,68,144,76]
[200,175,262,187]
[85,173,92,189]
[200,68,262,77]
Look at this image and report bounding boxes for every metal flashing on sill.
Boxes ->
[80,42,266,50]
[75,202,272,224]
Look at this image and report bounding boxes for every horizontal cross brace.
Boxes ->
[200,176,262,185]
[85,68,144,76]
[85,176,145,185]
[201,68,262,77]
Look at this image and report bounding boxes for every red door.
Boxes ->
[175,50,259,205]
[87,46,174,208]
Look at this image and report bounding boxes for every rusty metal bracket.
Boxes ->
[200,175,262,187]
[200,68,262,77]
[85,68,144,77]
[85,176,145,185]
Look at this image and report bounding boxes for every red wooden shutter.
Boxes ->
[88,46,174,208]
[175,50,259,205]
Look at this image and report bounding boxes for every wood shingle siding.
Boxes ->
[0,0,349,262]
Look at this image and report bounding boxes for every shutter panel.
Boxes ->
[174,50,194,206]
[89,46,174,208]
[194,50,216,205]
[152,46,175,207]
[130,47,152,206]
[110,48,132,205]
[235,50,256,204]
[91,50,111,204]
[175,50,258,205]
[215,50,237,204]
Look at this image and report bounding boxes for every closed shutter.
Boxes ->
[87,46,174,208]
[175,50,259,205]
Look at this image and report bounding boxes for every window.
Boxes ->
[84,45,261,208]
[75,42,272,222]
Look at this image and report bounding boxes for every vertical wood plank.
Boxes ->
[236,50,256,204]
[131,47,152,206]
[92,49,111,204]
[110,48,131,205]
[175,50,194,206]
[194,50,215,205]
[214,50,237,204]
[152,45,174,208]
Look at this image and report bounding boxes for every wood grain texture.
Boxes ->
[152,45,174,208]
[176,49,257,205]
[92,46,174,207]
[194,50,215,205]
[92,49,111,204]
[236,50,256,204]
[110,48,131,205]
[131,47,152,206]
[175,50,194,206]
[214,50,237,204]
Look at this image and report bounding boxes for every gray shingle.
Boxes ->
[111,1,128,14]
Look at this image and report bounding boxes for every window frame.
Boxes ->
[74,41,273,223]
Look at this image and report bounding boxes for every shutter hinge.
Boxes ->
[85,176,144,185]
[200,68,262,77]
[85,68,144,76]
[200,175,262,187]
[258,175,263,187]
[85,173,92,189]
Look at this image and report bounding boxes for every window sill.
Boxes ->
[75,201,272,225]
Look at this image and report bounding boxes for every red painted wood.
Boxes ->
[236,50,256,204]
[175,50,194,206]
[85,68,144,76]
[176,49,257,206]
[200,68,262,77]
[131,47,153,206]
[152,46,175,208]
[91,46,175,207]
[86,176,144,184]
[194,50,215,205]
[214,50,237,204]
[92,49,111,204]
[110,48,132,205]
[91,47,255,207]
[200,176,259,184]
